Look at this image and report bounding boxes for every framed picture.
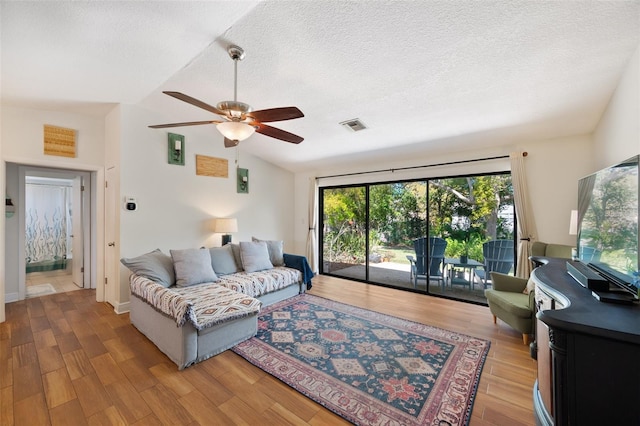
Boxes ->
[168,133,185,165]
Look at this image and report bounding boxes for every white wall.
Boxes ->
[593,45,640,168]
[116,104,296,305]
[2,106,107,312]
[294,135,594,256]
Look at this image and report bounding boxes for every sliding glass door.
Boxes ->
[320,172,515,304]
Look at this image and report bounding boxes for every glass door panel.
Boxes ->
[367,182,427,291]
[428,174,514,303]
[321,186,367,281]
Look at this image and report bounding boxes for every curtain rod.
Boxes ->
[316,152,527,180]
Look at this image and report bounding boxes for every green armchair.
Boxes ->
[531,241,572,259]
[484,272,535,345]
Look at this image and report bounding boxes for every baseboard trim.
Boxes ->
[112,301,130,315]
[5,292,19,303]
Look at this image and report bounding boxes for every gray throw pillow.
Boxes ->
[229,243,244,271]
[209,245,240,275]
[120,249,175,288]
[252,237,285,266]
[240,241,274,273]
[170,248,219,287]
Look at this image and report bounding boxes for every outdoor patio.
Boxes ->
[325,261,488,304]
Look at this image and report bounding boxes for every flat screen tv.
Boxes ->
[577,155,639,293]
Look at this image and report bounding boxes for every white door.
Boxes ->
[71,176,84,287]
[105,167,118,306]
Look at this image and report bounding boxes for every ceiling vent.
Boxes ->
[340,118,367,132]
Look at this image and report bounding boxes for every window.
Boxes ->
[319,172,515,304]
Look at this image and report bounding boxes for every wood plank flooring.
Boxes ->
[1,274,536,425]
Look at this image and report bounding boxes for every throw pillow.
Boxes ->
[523,277,536,294]
[120,249,175,288]
[252,237,285,266]
[209,245,240,275]
[229,243,244,271]
[240,241,274,273]
[170,248,219,287]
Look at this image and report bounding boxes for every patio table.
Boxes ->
[444,257,484,290]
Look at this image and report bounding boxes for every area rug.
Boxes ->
[232,294,490,426]
[26,283,57,298]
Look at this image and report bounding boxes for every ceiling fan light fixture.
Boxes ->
[217,121,255,142]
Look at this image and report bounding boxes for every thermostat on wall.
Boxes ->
[124,197,137,211]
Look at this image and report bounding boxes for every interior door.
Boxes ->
[71,176,84,287]
[104,166,118,307]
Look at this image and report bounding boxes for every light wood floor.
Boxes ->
[1,274,536,425]
[26,270,81,296]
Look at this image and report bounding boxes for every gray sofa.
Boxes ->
[122,241,312,369]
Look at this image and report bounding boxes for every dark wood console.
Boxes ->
[531,258,640,425]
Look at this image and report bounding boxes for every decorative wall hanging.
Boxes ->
[44,125,76,158]
[237,168,249,193]
[168,133,185,165]
[196,155,228,178]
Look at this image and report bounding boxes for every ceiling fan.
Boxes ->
[149,45,304,148]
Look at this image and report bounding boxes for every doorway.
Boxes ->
[19,166,92,299]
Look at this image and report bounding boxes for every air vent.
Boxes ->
[340,118,367,132]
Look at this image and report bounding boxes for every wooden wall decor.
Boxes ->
[196,155,228,178]
[44,125,76,158]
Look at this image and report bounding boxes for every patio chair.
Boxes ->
[406,237,447,289]
[579,246,602,262]
[474,239,514,289]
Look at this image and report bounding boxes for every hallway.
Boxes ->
[25,270,81,299]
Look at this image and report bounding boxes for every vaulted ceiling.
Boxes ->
[2,1,639,172]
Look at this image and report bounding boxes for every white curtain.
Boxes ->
[510,152,537,278]
[306,177,319,273]
[25,183,71,266]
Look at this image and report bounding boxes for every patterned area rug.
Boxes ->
[232,294,490,425]
[26,283,57,298]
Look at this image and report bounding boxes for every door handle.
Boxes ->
[108,242,115,247]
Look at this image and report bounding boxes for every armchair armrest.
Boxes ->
[490,272,528,293]
[528,289,536,312]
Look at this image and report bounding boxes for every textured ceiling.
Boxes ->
[2,1,639,172]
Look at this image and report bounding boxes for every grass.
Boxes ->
[376,246,414,263]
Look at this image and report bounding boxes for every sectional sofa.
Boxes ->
[121,240,313,369]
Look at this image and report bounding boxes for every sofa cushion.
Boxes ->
[485,289,531,318]
[171,248,219,287]
[252,237,284,266]
[209,245,240,275]
[240,241,273,273]
[120,249,175,288]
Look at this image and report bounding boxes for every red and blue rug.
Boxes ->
[232,294,490,426]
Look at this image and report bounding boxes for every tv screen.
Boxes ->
[577,155,639,292]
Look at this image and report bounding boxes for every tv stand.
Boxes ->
[531,258,640,426]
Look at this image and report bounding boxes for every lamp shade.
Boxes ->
[569,210,578,235]
[217,122,255,142]
[214,218,238,234]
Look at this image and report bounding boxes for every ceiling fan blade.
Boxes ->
[163,91,227,116]
[148,120,219,129]
[247,107,304,123]
[253,122,304,144]
[224,138,239,148]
